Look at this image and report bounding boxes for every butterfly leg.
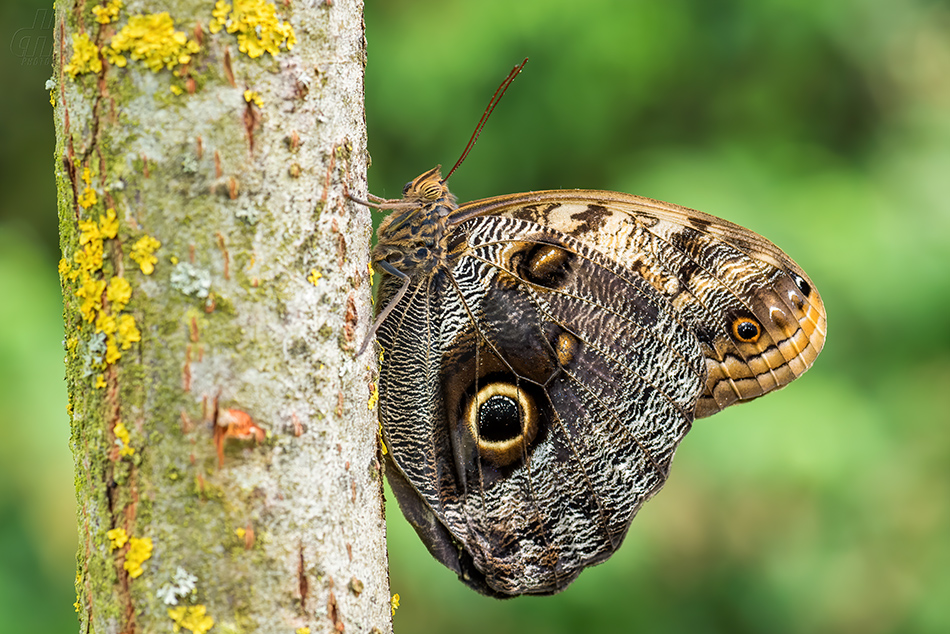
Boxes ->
[357,260,412,357]
[347,193,382,208]
[348,192,401,208]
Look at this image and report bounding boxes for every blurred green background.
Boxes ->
[2,0,949,632]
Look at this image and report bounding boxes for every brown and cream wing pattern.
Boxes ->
[454,190,827,418]
[372,167,826,597]
[377,215,706,595]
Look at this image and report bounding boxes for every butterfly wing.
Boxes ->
[452,190,827,417]
[378,215,706,595]
[376,182,826,596]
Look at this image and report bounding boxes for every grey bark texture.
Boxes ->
[53,1,391,632]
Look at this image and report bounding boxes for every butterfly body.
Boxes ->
[371,167,826,596]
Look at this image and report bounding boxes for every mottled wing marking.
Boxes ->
[465,191,826,417]
[377,215,705,595]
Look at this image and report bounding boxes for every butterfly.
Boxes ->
[360,61,827,597]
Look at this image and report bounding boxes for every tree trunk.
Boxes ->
[53,1,389,632]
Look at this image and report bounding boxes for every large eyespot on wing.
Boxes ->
[421,217,705,596]
[462,380,541,467]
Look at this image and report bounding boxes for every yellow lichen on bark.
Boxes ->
[168,604,214,634]
[105,13,200,73]
[129,235,161,275]
[124,536,153,578]
[59,191,145,380]
[92,0,123,24]
[209,0,296,58]
[65,33,102,77]
[113,421,135,457]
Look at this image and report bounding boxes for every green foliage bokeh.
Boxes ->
[2,0,949,632]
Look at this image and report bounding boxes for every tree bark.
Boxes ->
[54,1,389,632]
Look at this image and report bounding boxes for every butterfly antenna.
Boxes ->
[444,58,528,182]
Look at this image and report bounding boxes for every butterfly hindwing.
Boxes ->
[378,214,705,595]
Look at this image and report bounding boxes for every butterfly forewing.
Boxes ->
[454,190,827,417]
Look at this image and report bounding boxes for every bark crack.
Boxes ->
[298,546,309,612]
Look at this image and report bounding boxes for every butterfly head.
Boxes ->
[400,165,455,206]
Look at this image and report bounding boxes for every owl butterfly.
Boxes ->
[360,60,826,597]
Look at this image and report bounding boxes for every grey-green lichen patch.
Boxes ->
[171,262,212,298]
[81,332,108,378]
[297,232,321,260]
[235,204,260,224]
[181,153,199,174]
[156,566,198,605]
